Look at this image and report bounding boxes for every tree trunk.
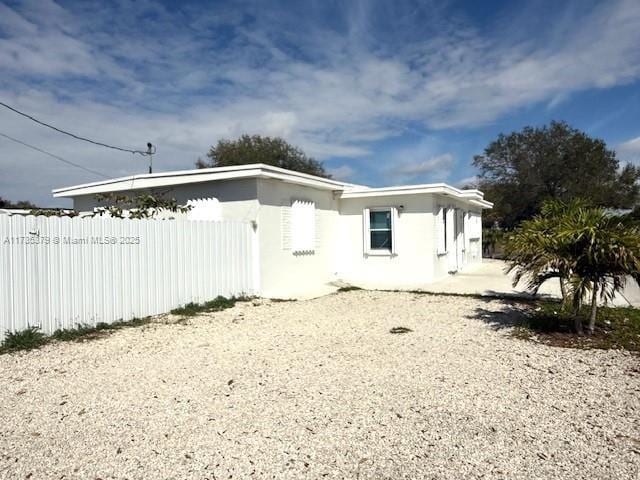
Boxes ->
[559,278,567,306]
[588,286,598,335]
[572,293,583,335]
[574,315,583,335]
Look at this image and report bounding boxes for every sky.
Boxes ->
[1,0,640,207]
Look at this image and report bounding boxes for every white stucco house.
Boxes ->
[53,164,492,298]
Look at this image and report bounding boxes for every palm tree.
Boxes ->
[505,200,582,307]
[506,200,640,334]
[558,208,640,334]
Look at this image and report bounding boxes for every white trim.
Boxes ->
[52,163,492,209]
[53,163,364,198]
[340,183,492,208]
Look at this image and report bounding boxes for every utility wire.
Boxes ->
[0,131,111,179]
[0,101,151,156]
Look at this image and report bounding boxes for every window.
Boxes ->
[370,210,392,250]
[364,207,396,255]
[290,200,315,252]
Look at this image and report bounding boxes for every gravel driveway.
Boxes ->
[1,291,638,479]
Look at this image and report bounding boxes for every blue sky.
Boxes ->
[1,0,639,206]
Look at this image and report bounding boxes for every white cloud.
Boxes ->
[454,175,480,189]
[259,112,298,138]
[328,165,356,181]
[394,154,455,179]
[616,136,640,164]
[0,0,639,205]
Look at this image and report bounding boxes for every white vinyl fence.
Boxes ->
[0,215,258,339]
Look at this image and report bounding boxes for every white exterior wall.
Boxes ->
[65,177,485,297]
[336,194,437,287]
[431,194,483,281]
[255,178,340,298]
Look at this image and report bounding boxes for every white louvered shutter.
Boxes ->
[463,211,470,253]
[446,207,455,253]
[362,208,370,253]
[281,205,291,250]
[390,207,398,255]
[435,206,445,255]
[315,209,321,249]
[291,200,315,252]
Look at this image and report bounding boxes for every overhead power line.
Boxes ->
[0,101,151,156]
[0,131,110,179]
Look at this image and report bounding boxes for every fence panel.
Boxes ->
[0,215,257,339]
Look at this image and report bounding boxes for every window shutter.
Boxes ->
[436,206,445,255]
[446,207,455,253]
[281,205,291,250]
[291,200,302,251]
[306,201,316,251]
[362,208,370,254]
[315,208,321,249]
[390,207,397,255]
[291,200,315,252]
[463,211,470,252]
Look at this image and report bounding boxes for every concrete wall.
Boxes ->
[337,194,437,287]
[255,178,340,298]
[337,193,484,288]
[431,194,483,281]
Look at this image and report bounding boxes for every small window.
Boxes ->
[364,207,395,255]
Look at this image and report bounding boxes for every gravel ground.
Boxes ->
[0,291,638,480]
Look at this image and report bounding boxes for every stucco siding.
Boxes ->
[431,194,483,281]
[255,178,340,298]
[337,194,437,287]
[66,176,485,297]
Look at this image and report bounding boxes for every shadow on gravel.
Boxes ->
[466,302,531,331]
[467,300,640,351]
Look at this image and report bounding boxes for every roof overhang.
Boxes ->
[52,164,492,209]
[339,183,493,209]
[53,163,363,198]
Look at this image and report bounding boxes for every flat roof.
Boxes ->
[339,183,493,208]
[53,163,364,198]
[53,163,492,208]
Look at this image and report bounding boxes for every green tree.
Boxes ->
[0,196,37,209]
[196,134,329,178]
[624,206,640,227]
[474,121,640,228]
[506,199,640,334]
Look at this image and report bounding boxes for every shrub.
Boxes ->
[52,324,95,341]
[1,326,48,352]
[170,296,247,317]
[337,286,362,292]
